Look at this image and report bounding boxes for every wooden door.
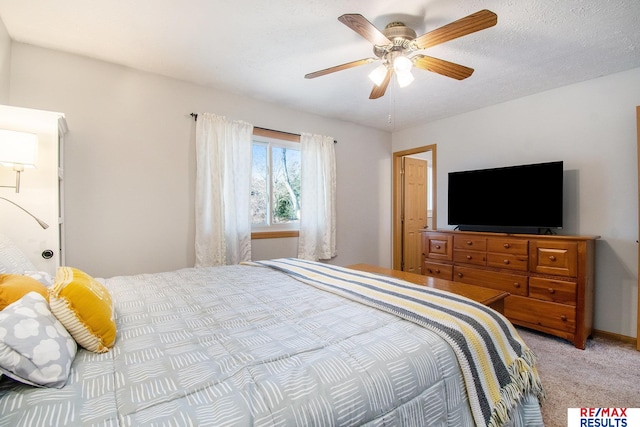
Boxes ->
[392,145,436,272]
[402,157,427,273]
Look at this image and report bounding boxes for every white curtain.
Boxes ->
[195,113,253,266]
[297,133,337,261]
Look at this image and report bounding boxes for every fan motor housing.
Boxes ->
[373,22,416,58]
[383,22,417,41]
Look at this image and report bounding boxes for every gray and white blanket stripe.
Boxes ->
[247,258,544,427]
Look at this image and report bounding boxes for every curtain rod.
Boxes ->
[190,113,337,144]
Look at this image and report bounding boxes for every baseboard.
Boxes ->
[592,329,637,346]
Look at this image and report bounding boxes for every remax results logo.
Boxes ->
[568,408,640,427]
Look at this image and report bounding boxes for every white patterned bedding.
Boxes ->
[0,263,543,426]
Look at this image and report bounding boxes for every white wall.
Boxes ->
[8,42,392,278]
[0,17,10,104]
[393,67,640,338]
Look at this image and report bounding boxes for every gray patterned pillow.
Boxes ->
[0,291,77,388]
[0,234,37,274]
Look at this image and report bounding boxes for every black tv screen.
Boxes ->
[448,161,563,233]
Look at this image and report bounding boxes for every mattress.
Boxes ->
[0,263,544,426]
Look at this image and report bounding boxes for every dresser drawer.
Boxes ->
[487,238,528,255]
[505,295,576,333]
[529,277,577,305]
[423,233,453,261]
[530,240,578,277]
[453,250,486,266]
[422,261,453,280]
[454,266,528,296]
[486,253,529,271]
[454,235,486,251]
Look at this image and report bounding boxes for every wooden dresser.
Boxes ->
[421,230,599,349]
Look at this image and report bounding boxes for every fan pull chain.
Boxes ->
[387,81,393,125]
[388,78,396,128]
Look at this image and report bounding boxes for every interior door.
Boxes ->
[402,157,427,273]
[392,145,436,272]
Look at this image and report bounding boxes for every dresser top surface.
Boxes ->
[422,229,600,241]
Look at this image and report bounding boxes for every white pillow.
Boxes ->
[23,270,55,287]
[0,292,77,388]
[0,234,37,274]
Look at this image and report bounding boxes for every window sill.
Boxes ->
[251,230,300,240]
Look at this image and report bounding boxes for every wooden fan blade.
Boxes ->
[305,58,376,79]
[413,55,474,80]
[338,14,391,46]
[369,69,393,99]
[414,9,497,50]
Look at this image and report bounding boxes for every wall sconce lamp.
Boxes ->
[0,196,49,229]
[0,129,38,193]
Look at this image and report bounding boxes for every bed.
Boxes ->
[0,244,544,426]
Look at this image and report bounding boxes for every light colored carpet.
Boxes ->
[516,327,640,427]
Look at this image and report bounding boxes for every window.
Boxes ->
[251,129,301,237]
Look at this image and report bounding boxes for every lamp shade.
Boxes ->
[396,70,415,88]
[368,64,388,87]
[0,130,38,167]
[393,56,413,73]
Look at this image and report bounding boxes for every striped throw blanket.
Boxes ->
[248,258,544,427]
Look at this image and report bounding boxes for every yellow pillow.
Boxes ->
[49,267,116,353]
[0,274,49,310]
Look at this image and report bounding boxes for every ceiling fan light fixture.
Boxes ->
[368,64,388,86]
[396,70,415,88]
[393,55,413,73]
[306,10,498,99]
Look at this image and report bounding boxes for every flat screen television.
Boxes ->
[448,161,563,233]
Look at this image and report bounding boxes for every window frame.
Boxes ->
[251,128,301,240]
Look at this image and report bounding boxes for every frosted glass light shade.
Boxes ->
[368,64,388,86]
[393,56,413,73]
[0,130,38,168]
[396,70,415,88]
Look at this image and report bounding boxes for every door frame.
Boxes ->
[392,145,437,270]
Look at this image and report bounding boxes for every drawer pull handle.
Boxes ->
[560,315,567,322]
[548,288,555,294]
[503,243,510,249]
[435,245,441,249]
[549,255,556,261]
[513,282,521,288]
[466,255,472,260]
[457,272,463,278]
[503,259,510,265]
[466,241,472,246]
[435,269,440,274]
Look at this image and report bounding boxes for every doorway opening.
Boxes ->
[392,145,436,272]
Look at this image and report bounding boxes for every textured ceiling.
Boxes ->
[1,0,639,131]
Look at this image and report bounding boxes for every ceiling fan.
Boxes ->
[305,10,497,99]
